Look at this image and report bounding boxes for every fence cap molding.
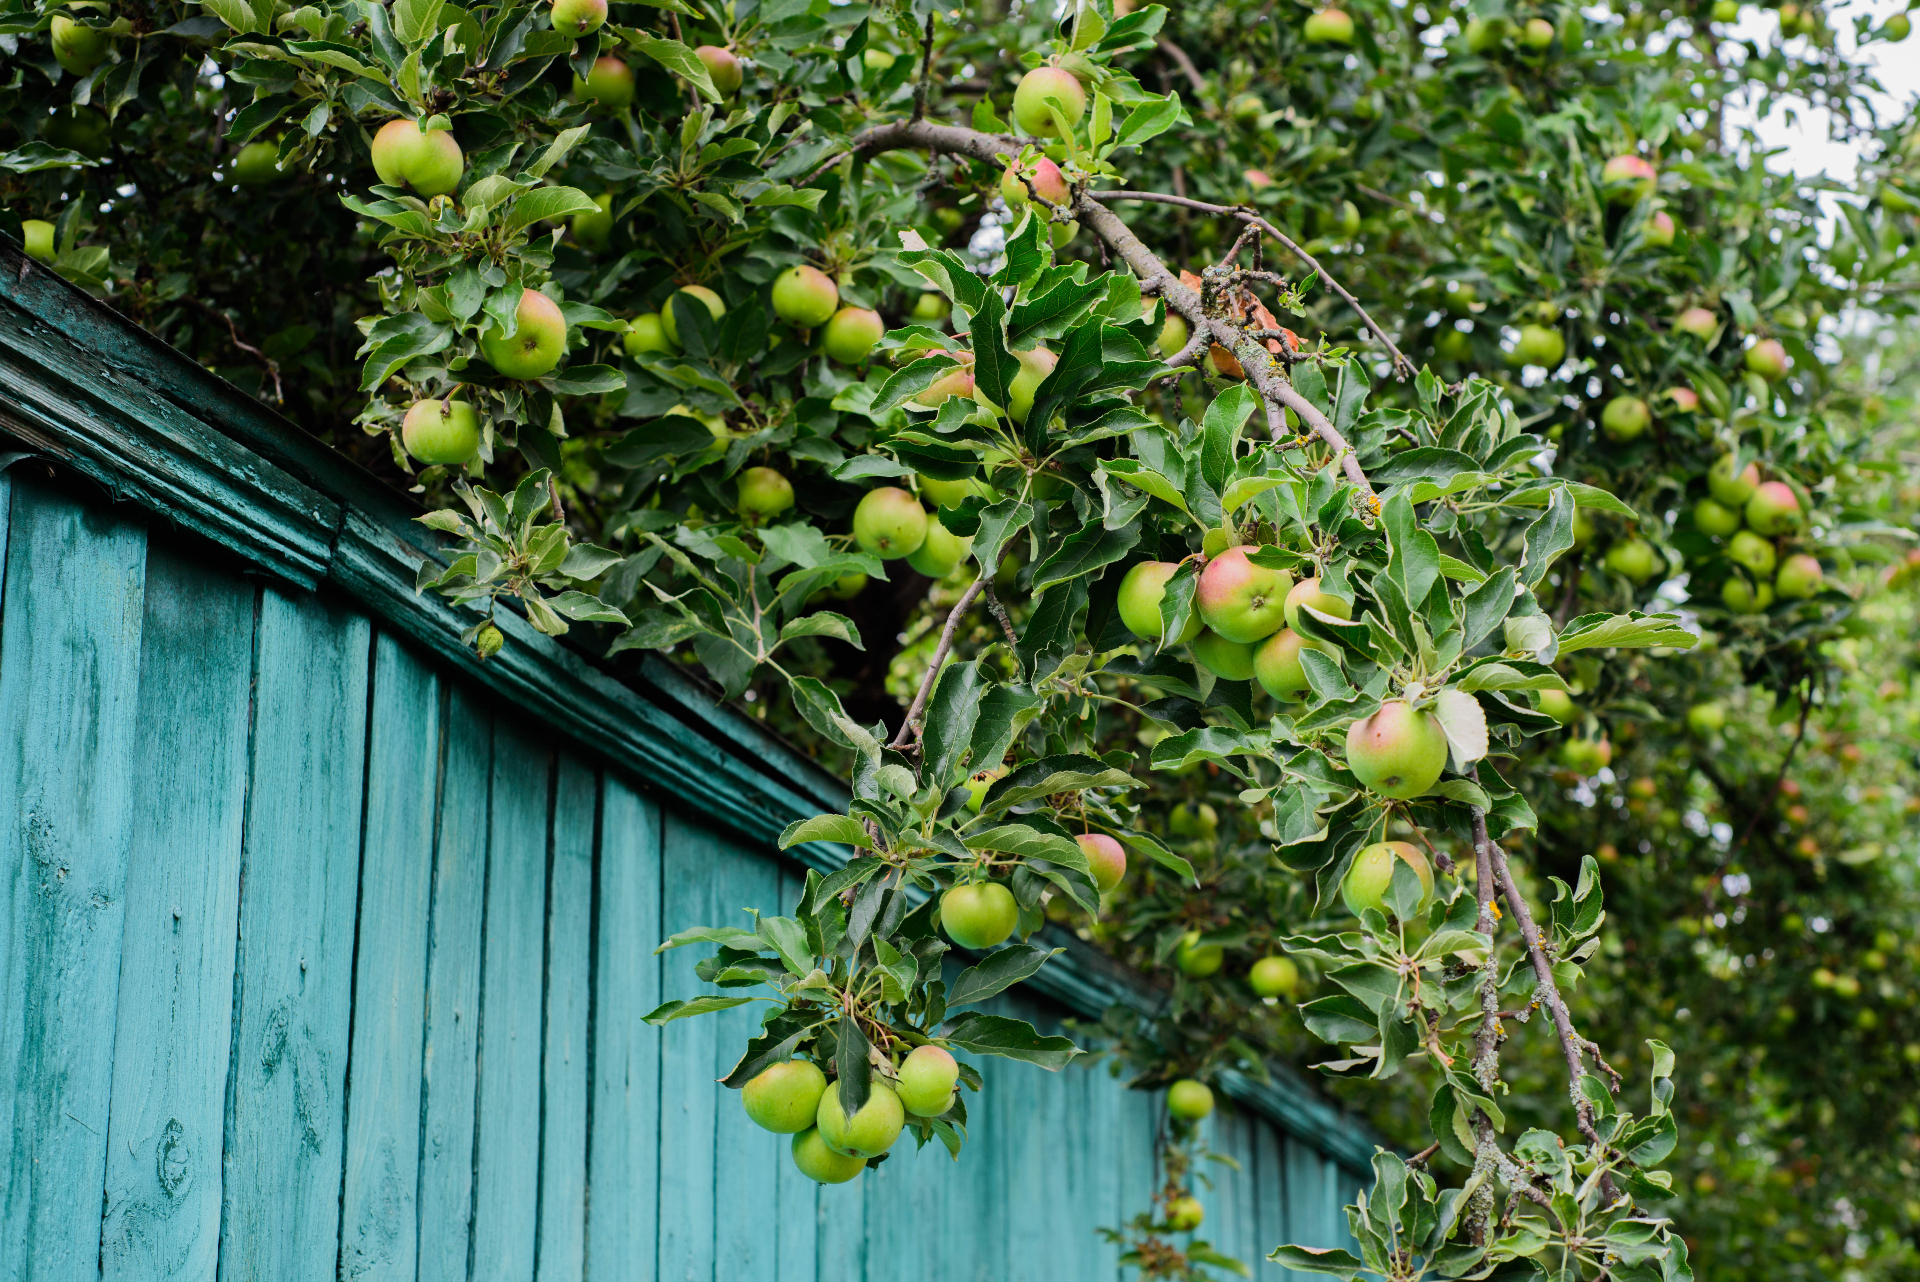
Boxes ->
[0,237,1382,1176]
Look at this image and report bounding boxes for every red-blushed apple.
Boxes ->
[791,1127,865,1183]
[661,284,726,346]
[1601,394,1650,441]
[1175,932,1224,977]
[1012,66,1087,136]
[1745,338,1789,381]
[1645,209,1676,246]
[852,487,928,559]
[815,1080,905,1158]
[772,264,839,327]
[370,118,464,195]
[1557,736,1613,773]
[1744,480,1801,534]
[1284,575,1351,631]
[1197,545,1292,642]
[696,44,743,95]
[1191,629,1258,681]
[1600,154,1657,203]
[401,398,481,466]
[911,365,975,409]
[1304,8,1356,42]
[736,466,795,517]
[550,0,606,38]
[1708,454,1760,506]
[479,288,567,379]
[1522,17,1556,48]
[1345,700,1449,799]
[575,56,634,110]
[896,1045,959,1117]
[1077,833,1127,892]
[823,307,884,364]
[1775,553,1823,598]
[905,514,971,578]
[1342,840,1433,916]
[1664,386,1699,411]
[940,881,1019,949]
[999,156,1070,207]
[1117,561,1202,644]
[1249,955,1299,998]
[1254,628,1339,701]
[1603,537,1660,584]
[1167,1079,1214,1119]
[1675,306,1718,339]
[742,1059,828,1132]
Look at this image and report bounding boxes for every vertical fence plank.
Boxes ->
[338,635,442,1281]
[710,846,784,1281]
[99,545,254,1281]
[1252,1117,1287,1278]
[472,727,552,1282]
[772,865,817,1282]
[537,760,594,1282]
[0,481,148,1280]
[417,688,492,1280]
[221,588,371,1282]
[585,779,661,1282]
[655,813,723,1282]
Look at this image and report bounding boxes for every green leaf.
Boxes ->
[1433,688,1488,767]
[630,31,721,101]
[779,612,863,648]
[1556,611,1698,654]
[1267,1246,1364,1279]
[946,944,1061,1007]
[965,825,1091,876]
[391,0,445,44]
[546,590,628,624]
[757,916,813,976]
[642,996,755,1023]
[778,814,872,851]
[939,1013,1079,1069]
[1031,520,1140,592]
[978,755,1137,813]
[1099,459,1190,516]
[655,925,763,954]
[924,660,986,791]
[507,185,602,232]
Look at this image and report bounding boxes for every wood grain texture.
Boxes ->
[585,778,662,1282]
[0,478,148,1280]
[338,635,443,1281]
[470,724,551,1282]
[655,813,724,1282]
[417,688,492,1280]
[220,588,370,1282]
[536,759,595,1282]
[709,846,784,1281]
[100,543,255,1281]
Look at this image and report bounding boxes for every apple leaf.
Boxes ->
[939,1013,1079,1070]
[1556,610,1698,654]
[1434,688,1489,770]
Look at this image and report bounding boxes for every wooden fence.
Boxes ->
[0,237,1370,1280]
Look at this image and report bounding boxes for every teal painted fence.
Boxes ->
[0,237,1369,1280]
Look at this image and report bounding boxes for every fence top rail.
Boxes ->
[0,238,1381,1176]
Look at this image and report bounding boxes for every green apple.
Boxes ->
[917,473,980,509]
[896,1046,959,1117]
[1200,527,1237,559]
[736,466,795,517]
[911,366,975,409]
[772,264,840,327]
[823,307,885,364]
[1284,575,1351,631]
[1600,395,1651,441]
[906,513,971,578]
[1230,92,1265,122]
[1197,546,1292,643]
[1002,346,1058,424]
[940,881,1019,949]
[1712,0,1740,17]
[1570,507,1596,549]
[661,284,726,346]
[852,487,928,559]
[1536,688,1576,725]
[1719,575,1772,612]
[826,572,868,600]
[696,44,743,96]
[1048,218,1079,249]
[624,313,674,356]
[1693,497,1741,537]
[568,192,613,251]
[1152,314,1182,360]
[962,765,1006,813]
[1675,306,1718,339]
[911,292,951,324]
[1435,327,1472,361]
[1168,802,1218,844]
[21,219,56,263]
[1522,17,1555,48]
[50,14,110,75]
[1176,931,1225,976]
[1557,736,1612,773]
[369,118,464,196]
[1167,1197,1205,1231]
[1336,199,1362,236]
[1745,338,1789,381]
[791,1127,865,1183]
[815,1080,905,1158]
[1346,700,1448,799]
[1708,454,1760,506]
[1341,840,1433,916]
[1884,12,1911,39]
[1600,154,1657,203]
[550,0,606,37]
[1464,16,1507,51]
[742,1059,828,1133]
[401,398,481,466]
[1249,955,1299,998]
[999,156,1071,207]
[1603,537,1660,584]
[1686,702,1726,735]
[1117,561,1202,644]
[1744,480,1801,535]
[1775,553,1822,598]
[479,288,568,379]
[1304,8,1356,42]
[1011,66,1087,136]
[1191,629,1259,681]
[232,140,284,185]
[1645,209,1676,247]
[1513,323,1565,367]
[1167,1079,1215,1120]
[1077,833,1127,893]
[862,48,896,71]
[575,56,635,110]
[43,107,109,159]
[1254,628,1336,701]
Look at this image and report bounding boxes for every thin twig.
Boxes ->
[981,579,1019,646]
[1156,36,1209,101]
[1357,184,1413,211]
[888,577,986,751]
[1088,189,1415,380]
[911,11,936,124]
[187,297,284,403]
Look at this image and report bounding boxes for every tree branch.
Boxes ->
[187,296,284,403]
[1156,37,1209,102]
[888,576,986,750]
[1088,189,1415,380]
[910,11,936,124]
